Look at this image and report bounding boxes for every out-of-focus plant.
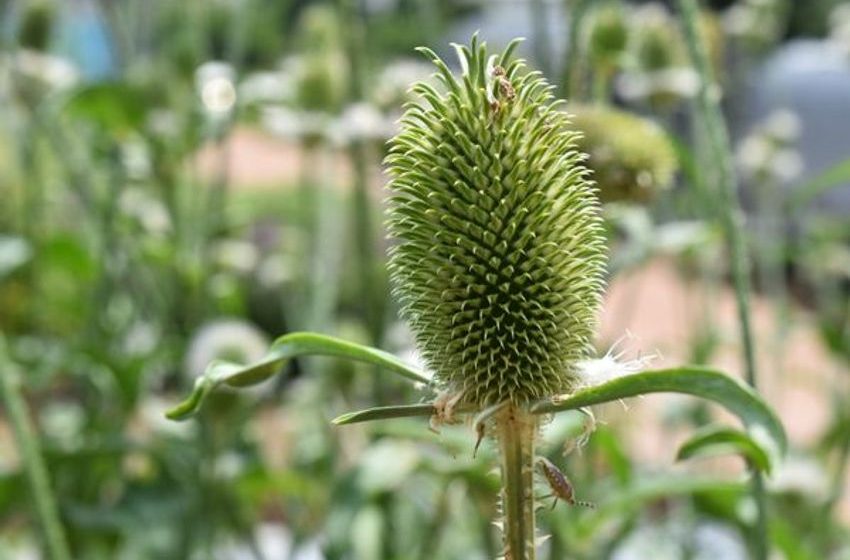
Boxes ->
[169,36,786,560]
[585,5,629,101]
[571,104,678,204]
[617,3,699,111]
[723,0,791,54]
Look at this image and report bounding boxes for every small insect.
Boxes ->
[537,457,595,510]
[473,420,486,458]
[492,65,516,101]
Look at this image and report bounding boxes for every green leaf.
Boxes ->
[63,82,147,134]
[530,367,786,460]
[787,156,850,210]
[332,404,436,425]
[166,332,430,420]
[676,425,773,473]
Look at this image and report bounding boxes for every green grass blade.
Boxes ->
[167,332,430,420]
[676,425,773,473]
[787,156,850,210]
[332,404,436,425]
[0,337,72,560]
[530,367,786,459]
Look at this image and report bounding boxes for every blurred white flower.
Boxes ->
[121,139,152,181]
[239,70,294,105]
[373,59,434,110]
[215,523,324,560]
[139,396,195,439]
[7,49,78,98]
[262,106,330,142]
[39,402,85,446]
[763,109,802,143]
[256,254,293,289]
[184,319,269,379]
[576,332,658,387]
[328,102,397,146]
[195,61,237,116]
[617,67,700,101]
[212,239,260,274]
[723,0,787,51]
[736,109,804,184]
[147,108,180,139]
[119,188,172,234]
[768,456,830,500]
[829,3,850,58]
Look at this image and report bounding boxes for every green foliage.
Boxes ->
[531,366,786,460]
[167,332,429,420]
[385,37,607,407]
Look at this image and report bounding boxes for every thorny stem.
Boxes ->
[496,405,538,560]
[0,340,72,560]
[676,0,768,558]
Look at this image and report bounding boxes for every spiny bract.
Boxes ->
[385,37,607,408]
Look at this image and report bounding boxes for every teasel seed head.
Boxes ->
[570,104,677,204]
[385,37,607,409]
[587,5,629,67]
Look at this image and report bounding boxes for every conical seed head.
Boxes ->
[385,37,607,408]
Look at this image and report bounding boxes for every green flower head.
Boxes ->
[385,37,607,408]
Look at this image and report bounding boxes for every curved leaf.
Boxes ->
[530,367,786,460]
[167,332,430,420]
[333,404,436,425]
[676,425,773,473]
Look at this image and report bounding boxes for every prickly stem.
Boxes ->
[496,404,538,560]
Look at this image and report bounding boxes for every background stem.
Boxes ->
[0,338,72,560]
[676,0,767,558]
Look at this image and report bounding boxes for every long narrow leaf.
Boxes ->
[676,425,773,473]
[332,404,436,425]
[530,367,786,459]
[167,332,430,420]
[787,156,850,210]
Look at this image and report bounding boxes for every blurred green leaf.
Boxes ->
[63,83,147,134]
[167,332,430,420]
[530,367,786,461]
[788,157,850,210]
[676,425,773,473]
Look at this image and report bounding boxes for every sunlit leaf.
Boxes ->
[167,332,430,420]
[530,367,786,461]
[63,82,147,134]
[676,425,773,473]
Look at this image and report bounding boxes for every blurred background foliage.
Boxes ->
[0,0,849,558]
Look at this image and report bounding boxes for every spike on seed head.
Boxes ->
[385,37,607,409]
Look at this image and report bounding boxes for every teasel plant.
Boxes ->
[168,36,786,559]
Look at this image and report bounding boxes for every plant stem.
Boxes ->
[563,0,593,99]
[339,0,385,344]
[676,1,767,558]
[0,339,72,560]
[530,0,553,78]
[497,405,538,560]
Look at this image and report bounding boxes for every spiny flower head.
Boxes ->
[385,37,607,408]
